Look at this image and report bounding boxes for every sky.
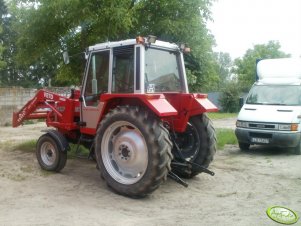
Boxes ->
[207,0,301,60]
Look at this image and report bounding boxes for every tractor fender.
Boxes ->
[99,94,178,118]
[188,94,218,116]
[41,130,70,152]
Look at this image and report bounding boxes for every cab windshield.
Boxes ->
[246,85,301,106]
[144,48,181,93]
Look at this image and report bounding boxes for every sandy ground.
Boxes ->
[0,122,301,226]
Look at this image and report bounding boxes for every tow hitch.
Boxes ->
[169,136,215,187]
[169,160,215,187]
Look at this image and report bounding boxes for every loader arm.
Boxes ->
[12,89,80,130]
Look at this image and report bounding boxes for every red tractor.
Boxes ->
[13,36,218,197]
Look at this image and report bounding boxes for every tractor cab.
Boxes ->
[83,36,188,97]
[80,36,190,132]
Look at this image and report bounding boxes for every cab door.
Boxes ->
[81,50,110,133]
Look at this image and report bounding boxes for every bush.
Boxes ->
[219,82,241,113]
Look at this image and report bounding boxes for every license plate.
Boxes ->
[251,137,269,144]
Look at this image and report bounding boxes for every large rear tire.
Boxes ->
[36,134,67,172]
[172,114,216,178]
[95,106,172,198]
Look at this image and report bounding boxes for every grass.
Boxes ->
[3,120,37,127]
[11,127,237,157]
[4,122,12,127]
[14,140,36,152]
[22,120,36,125]
[216,128,238,149]
[0,140,13,149]
[20,165,34,173]
[0,140,36,152]
[208,112,238,149]
[1,173,27,181]
[208,112,237,120]
[11,140,90,158]
[68,144,90,158]
[14,131,237,155]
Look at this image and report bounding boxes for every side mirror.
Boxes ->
[239,97,244,108]
[63,51,70,64]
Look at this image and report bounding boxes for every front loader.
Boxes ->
[13,36,218,197]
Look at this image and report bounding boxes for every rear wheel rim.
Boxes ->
[101,121,148,185]
[40,141,57,166]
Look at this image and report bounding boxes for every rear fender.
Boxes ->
[164,93,218,132]
[96,93,217,133]
[140,94,178,117]
[99,93,178,118]
[189,94,218,116]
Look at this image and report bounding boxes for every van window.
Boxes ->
[246,85,301,106]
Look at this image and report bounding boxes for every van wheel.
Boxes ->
[294,143,301,155]
[239,142,250,151]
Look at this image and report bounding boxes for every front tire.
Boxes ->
[95,106,172,197]
[172,114,216,178]
[239,142,250,151]
[294,143,301,155]
[36,134,67,172]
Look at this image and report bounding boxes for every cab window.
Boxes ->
[84,50,109,106]
[112,46,134,93]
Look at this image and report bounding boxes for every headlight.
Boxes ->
[236,121,248,128]
[279,124,298,131]
[278,124,291,131]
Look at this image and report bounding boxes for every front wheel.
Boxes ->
[294,143,301,155]
[172,114,216,178]
[95,106,172,198]
[36,134,67,172]
[239,142,250,151]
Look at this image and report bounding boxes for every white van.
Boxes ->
[235,58,301,154]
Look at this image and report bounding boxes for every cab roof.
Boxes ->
[88,38,180,52]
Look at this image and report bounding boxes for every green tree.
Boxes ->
[214,52,232,89]
[233,41,290,91]
[134,0,219,92]
[6,0,217,90]
[8,0,137,86]
[219,81,240,113]
[0,0,41,87]
[0,0,7,71]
